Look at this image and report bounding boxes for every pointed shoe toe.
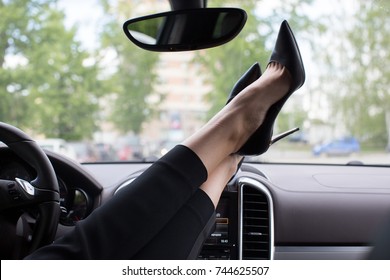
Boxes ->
[269,20,305,92]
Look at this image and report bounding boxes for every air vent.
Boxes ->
[239,178,274,260]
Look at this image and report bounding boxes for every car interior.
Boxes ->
[1,0,390,260]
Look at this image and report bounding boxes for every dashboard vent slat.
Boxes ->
[240,181,273,260]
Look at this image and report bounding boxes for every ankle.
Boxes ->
[224,97,267,152]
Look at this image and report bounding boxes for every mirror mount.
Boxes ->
[123,8,247,52]
[169,0,206,10]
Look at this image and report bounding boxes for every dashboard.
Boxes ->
[1,146,390,260]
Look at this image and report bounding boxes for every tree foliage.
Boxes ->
[0,0,103,140]
[99,0,160,134]
[344,1,390,148]
[319,0,390,148]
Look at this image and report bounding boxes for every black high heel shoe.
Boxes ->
[237,20,305,156]
[226,62,261,182]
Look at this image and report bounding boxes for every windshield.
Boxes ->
[1,0,389,165]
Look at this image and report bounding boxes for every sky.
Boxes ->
[58,0,104,49]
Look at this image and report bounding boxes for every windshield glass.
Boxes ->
[2,0,389,165]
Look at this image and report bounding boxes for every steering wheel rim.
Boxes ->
[0,122,60,259]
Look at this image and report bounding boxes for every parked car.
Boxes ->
[287,131,308,144]
[313,137,360,156]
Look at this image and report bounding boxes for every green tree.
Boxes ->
[0,0,42,127]
[346,1,390,148]
[321,1,390,149]
[0,0,104,140]
[99,0,160,134]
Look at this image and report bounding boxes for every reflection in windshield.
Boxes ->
[2,0,389,165]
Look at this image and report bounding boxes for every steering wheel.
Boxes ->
[0,122,60,259]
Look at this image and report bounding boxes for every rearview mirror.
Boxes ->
[123,8,247,52]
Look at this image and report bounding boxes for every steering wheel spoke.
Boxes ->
[0,178,59,211]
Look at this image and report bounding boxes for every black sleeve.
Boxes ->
[134,189,215,260]
[26,145,208,259]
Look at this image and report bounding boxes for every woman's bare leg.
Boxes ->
[182,62,291,177]
[200,155,242,208]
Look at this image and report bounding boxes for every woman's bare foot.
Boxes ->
[226,62,292,152]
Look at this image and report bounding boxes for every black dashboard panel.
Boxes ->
[83,161,390,259]
[2,146,390,259]
[198,191,239,259]
[253,164,390,246]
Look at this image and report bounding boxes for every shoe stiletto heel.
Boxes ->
[237,20,305,156]
[226,62,261,182]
